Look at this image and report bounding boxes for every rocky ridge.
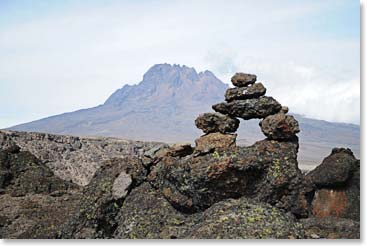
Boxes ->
[0,72,360,239]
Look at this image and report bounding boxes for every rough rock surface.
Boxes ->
[0,144,78,197]
[114,183,305,239]
[225,83,266,102]
[306,148,358,188]
[58,156,147,239]
[0,130,161,186]
[185,197,305,239]
[149,138,307,217]
[114,183,193,239]
[260,113,300,140]
[231,73,257,87]
[194,132,237,154]
[301,217,360,239]
[195,113,239,134]
[305,148,360,221]
[212,96,282,120]
[0,145,81,238]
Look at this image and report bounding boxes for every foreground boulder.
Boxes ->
[114,183,305,239]
[0,144,81,238]
[149,138,307,217]
[195,113,239,134]
[305,148,360,221]
[301,217,360,239]
[212,96,282,120]
[58,156,147,239]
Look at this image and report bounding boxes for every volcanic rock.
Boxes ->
[260,113,300,140]
[167,144,193,157]
[225,83,266,102]
[0,146,81,238]
[113,183,193,239]
[195,113,240,134]
[0,145,78,197]
[301,217,360,239]
[212,96,282,120]
[185,197,305,239]
[148,138,307,216]
[114,183,305,239]
[305,148,360,221]
[281,106,289,114]
[58,156,147,238]
[194,132,236,154]
[306,148,358,188]
[231,73,257,87]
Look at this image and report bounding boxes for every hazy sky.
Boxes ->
[0,0,360,128]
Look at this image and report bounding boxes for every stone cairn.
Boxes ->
[194,72,300,152]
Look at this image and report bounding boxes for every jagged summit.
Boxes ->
[104,63,226,107]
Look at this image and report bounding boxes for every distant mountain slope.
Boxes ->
[9,64,360,168]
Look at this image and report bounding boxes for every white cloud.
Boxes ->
[0,0,360,127]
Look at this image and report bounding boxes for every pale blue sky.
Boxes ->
[0,0,360,128]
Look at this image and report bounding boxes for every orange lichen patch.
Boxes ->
[311,189,347,218]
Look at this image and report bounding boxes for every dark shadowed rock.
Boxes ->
[167,144,193,157]
[194,133,236,154]
[58,156,147,239]
[305,148,360,221]
[0,146,81,238]
[306,148,357,188]
[225,83,266,102]
[195,113,240,134]
[212,96,282,120]
[148,138,307,217]
[301,217,360,239]
[0,145,78,197]
[113,183,194,239]
[231,73,257,87]
[260,113,300,140]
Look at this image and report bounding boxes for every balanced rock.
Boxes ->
[195,113,240,134]
[212,96,282,120]
[195,132,236,154]
[259,113,300,140]
[231,73,257,87]
[225,83,266,102]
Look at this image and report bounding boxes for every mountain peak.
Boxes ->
[142,63,198,84]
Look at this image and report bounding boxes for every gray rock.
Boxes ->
[305,148,360,221]
[231,73,257,87]
[212,96,282,120]
[225,83,266,102]
[195,113,239,134]
[195,132,237,154]
[0,130,160,186]
[259,113,300,140]
[112,171,132,199]
[301,217,359,239]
